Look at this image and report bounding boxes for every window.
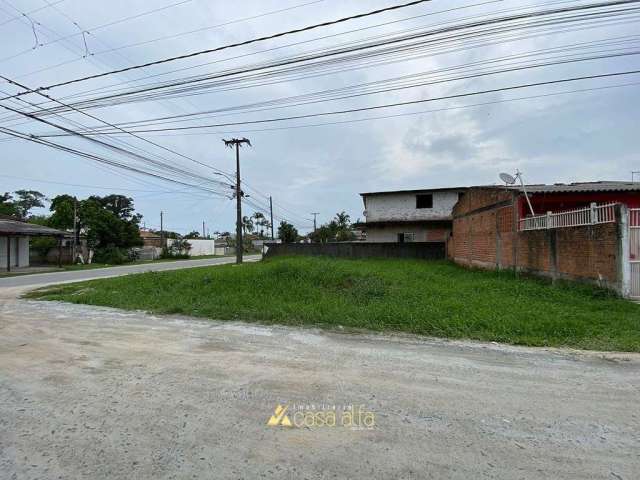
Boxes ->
[416,194,433,209]
[397,232,415,243]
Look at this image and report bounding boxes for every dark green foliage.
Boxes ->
[28,256,640,352]
[0,192,17,216]
[93,246,129,265]
[12,190,46,219]
[278,221,298,243]
[0,190,45,219]
[49,194,142,250]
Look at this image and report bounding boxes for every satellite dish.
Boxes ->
[499,172,516,185]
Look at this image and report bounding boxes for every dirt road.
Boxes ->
[1,282,639,479]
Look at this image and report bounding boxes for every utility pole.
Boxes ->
[202,220,206,238]
[72,197,77,263]
[311,212,319,232]
[160,211,164,248]
[269,196,275,240]
[223,137,251,264]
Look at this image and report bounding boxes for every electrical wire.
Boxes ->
[3,0,434,96]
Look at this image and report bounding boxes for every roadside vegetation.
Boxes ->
[27,256,640,352]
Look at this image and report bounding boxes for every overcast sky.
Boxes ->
[1,0,638,234]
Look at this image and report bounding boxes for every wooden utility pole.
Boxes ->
[311,212,319,232]
[223,137,251,264]
[269,196,274,240]
[202,220,206,238]
[160,211,164,248]
[72,197,77,263]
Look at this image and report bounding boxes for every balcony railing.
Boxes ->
[519,203,618,231]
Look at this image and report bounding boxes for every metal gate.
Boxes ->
[631,209,640,299]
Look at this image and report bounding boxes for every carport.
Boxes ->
[0,217,66,272]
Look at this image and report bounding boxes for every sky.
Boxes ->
[0,0,638,235]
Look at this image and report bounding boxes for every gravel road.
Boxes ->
[1,271,639,479]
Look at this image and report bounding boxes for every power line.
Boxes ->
[0,75,235,185]
[44,41,640,132]
[17,0,497,104]
[47,69,640,134]
[12,0,638,119]
[0,0,66,28]
[6,0,433,95]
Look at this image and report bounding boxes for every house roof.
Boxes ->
[504,181,640,194]
[360,186,468,197]
[0,218,66,236]
[139,230,160,238]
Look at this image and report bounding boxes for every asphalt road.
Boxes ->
[1,275,639,479]
[0,255,261,288]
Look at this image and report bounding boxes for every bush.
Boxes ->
[160,238,191,259]
[159,247,190,260]
[94,245,128,265]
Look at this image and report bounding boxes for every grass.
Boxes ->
[0,254,233,277]
[26,256,640,352]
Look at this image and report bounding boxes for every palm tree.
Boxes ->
[334,211,351,229]
[242,215,254,234]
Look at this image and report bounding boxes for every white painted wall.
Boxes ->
[363,191,460,222]
[0,236,30,269]
[168,238,216,256]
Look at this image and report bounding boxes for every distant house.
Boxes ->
[0,216,66,271]
[360,187,467,242]
[139,229,164,248]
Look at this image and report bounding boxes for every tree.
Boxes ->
[12,190,46,219]
[334,211,351,229]
[308,211,355,243]
[278,221,298,243]
[49,194,143,250]
[48,194,76,229]
[90,194,137,221]
[0,192,16,217]
[184,230,201,239]
[242,215,254,235]
[309,224,333,243]
[251,212,270,238]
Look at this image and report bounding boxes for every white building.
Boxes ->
[0,217,66,271]
[360,187,466,242]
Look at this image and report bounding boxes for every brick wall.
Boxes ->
[452,187,623,292]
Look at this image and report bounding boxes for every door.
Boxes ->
[630,209,640,299]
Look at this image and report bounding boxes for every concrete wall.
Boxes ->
[0,236,30,269]
[263,242,446,260]
[364,191,460,222]
[451,188,627,294]
[366,223,451,242]
[185,239,216,256]
[167,238,216,256]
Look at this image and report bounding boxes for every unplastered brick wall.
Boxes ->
[451,188,514,268]
[451,188,623,291]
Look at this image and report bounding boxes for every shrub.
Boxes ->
[94,245,128,265]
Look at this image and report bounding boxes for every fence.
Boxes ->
[631,208,640,299]
[519,202,618,231]
[263,242,446,260]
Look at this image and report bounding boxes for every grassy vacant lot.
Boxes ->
[27,256,640,352]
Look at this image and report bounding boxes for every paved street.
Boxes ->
[1,271,639,479]
[0,255,261,288]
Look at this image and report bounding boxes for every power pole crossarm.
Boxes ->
[223,137,251,264]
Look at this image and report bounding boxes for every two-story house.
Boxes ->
[360,187,466,242]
